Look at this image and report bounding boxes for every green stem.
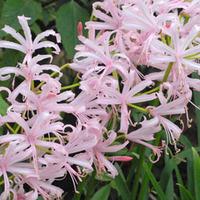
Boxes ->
[131,147,146,200]
[143,86,160,95]
[0,175,14,186]
[36,63,70,90]
[14,125,21,134]
[51,63,70,78]
[61,83,80,91]
[184,52,200,60]
[31,80,35,91]
[138,133,163,199]
[112,70,120,91]
[143,62,174,95]
[116,135,126,140]
[162,62,173,82]
[161,33,167,44]
[128,104,148,113]
[6,123,15,134]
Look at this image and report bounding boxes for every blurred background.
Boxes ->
[0,0,200,200]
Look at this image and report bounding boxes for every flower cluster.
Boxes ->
[0,0,200,199]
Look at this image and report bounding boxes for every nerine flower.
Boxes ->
[127,117,162,162]
[7,79,75,114]
[148,93,187,151]
[88,126,128,177]
[71,33,130,79]
[0,16,60,63]
[39,120,97,191]
[151,0,187,14]
[86,0,123,31]
[97,71,156,133]
[14,165,65,200]
[0,112,66,174]
[0,55,62,87]
[1,0,200,197]
[0,142,34,199]
[149,25,200,72]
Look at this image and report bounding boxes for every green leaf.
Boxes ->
[0,95,8,116]
[192,72,200,146]
[0,0,4,20]
[90,185,111,200]
[131,147,145,200]
[180,135,193,148]
[0,0,42,33]
[159,147,200,196]
[56,0,89,58]
[131,109,143,122]
[176,184,193,200]
[137,176,149,200]
[143,162,166,200]
[0,50,23,66]
[111,164,131,200]
[165,175,174,200]
[174,165,184,200]
[187,149,195,194]
[192,147,200,200]
[95,173,113,182]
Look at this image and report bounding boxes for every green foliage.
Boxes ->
[0,94,8,116]
[192,147,200,200]
[143,162,166,200]
[90,185,111,200]
[0,1,199,200]
[111,164,131,200]
[192,73,200,146]
[56,0,89,59]
[0,0,42,32]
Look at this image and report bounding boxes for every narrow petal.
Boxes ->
[34,41,60,54]
[18,16,32,47]
[2,25,26,45]
[0,40,25,53]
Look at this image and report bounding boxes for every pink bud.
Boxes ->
[108,156,133,162]
[165,21,171,29]
[77,22,83,36]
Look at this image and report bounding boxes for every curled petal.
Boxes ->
[2,25,26,45]
[33,30,61,44]
[0,40,25,53]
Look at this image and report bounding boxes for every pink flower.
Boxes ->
[97,71,156,133]
[91,130,128,177]
[151,0,187,14]
[0,55,61,84]
[7,79,75,114]
[80,75,118,96]
[0,142,34,199]
[148,93,187,151]
[14,165,65,200]
[183,0,200,16]
[122,1,161,33]
[39,120,97,191]
[14,189,38,200]
[86,0,123,31]
[1,0,200,197]
[71,33,130,79]
[0,112,66,174]
[68,91,109,123]
[0,16,60,63]
[127,117,162,162]
[150,25,200,72]
[121,1,179,64]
